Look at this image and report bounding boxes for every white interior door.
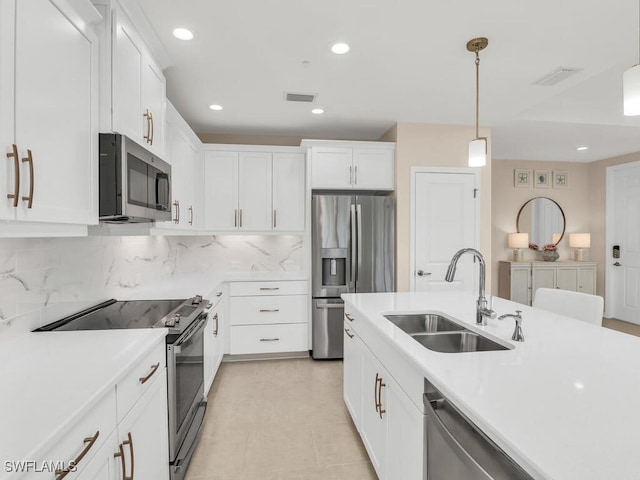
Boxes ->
[608,162,640,323]
[412,170,479,292]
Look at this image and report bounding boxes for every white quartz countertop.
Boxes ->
[342,291,640,480]
[0,329,166,470]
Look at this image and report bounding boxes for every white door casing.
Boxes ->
[606,161,640,323]
[410,168,480,292]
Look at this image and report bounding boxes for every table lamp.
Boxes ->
[508,233,529,262]
[569,233,591,261]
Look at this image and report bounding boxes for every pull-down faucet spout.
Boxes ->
[445,248,495,326]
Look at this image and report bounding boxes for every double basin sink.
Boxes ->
[383,313,511,353]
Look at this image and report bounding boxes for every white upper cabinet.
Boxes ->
[307,141,395,191]
[104,3,166,157]
[0,0,99,228]
[203,147,305,233]
[273,152,306,231]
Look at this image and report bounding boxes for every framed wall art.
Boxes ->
[534,170,550,188]
[514,169,531,188]
[553,171,568,188]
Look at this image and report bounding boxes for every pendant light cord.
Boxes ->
[475,51,480,140]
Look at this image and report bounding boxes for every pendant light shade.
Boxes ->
[466,37,488,167]
[624,64,640,116]
[468,138,487,167]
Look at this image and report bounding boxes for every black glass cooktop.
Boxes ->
[36,299,186,331]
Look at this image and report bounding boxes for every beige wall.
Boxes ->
[588,152,640,298]
[392,122,492,292]
[491,160,591,294]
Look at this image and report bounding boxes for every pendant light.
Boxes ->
[467,37,488,167]
[624,1,640,115]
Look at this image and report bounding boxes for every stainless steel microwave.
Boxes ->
[99,133,171,222]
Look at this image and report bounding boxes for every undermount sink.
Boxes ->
[383,313,465,334]
[411,331,510,353]
[384,312,511,353]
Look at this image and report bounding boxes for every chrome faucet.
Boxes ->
[498,310,525,342]
[445,248,495,326]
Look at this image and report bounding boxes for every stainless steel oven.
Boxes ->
[167,312,207,480]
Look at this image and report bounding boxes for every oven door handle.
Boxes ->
[175,316,207,347]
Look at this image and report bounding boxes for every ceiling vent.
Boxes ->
[284,92,316,103]
[532,67,583,86]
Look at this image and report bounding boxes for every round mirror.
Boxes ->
[516,197,565,250]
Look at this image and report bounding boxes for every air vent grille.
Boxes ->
[285,92,316,102]
[533,67,583,86]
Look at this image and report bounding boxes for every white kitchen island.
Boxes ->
[342,291,640,480]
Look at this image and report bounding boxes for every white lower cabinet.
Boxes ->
[204,287,226,396]
[73,432,119,480]
[113,372,169,480]
[344,310,425,480]
[343,323,362,429]
[229,281,308,355]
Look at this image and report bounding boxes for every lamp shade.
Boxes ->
[624,65,640,116]
[468,138,486,167]
[508,233,529,249]
[569,233,591,248]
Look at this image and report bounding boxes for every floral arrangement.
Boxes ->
[528,243,538,250]
[543,243,557,251]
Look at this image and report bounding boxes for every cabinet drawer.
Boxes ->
[116,341,166,423]
[229,280,307,297]
[230,295,307,326]
[38,389,116,479]
[230,324,308,354]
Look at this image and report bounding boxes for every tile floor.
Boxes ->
[185,358,377,480]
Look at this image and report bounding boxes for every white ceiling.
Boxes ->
[137,0,640,162]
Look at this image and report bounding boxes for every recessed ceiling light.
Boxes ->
[209,104,223,111]
[173,28,194,41]
[331,42,350,55]
[577,146,588,151]
[312,108,324,115]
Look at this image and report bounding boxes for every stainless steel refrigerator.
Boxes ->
[312,194,395,359]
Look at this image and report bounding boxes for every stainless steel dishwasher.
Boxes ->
[424,379,534,480]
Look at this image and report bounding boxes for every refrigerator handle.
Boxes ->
[357,203,362,283]
[350,204,357,288]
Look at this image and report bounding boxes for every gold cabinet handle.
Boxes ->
[21,149,34,208]
[56,430,100,480]
[139,363,160,384]
[143,109,152,144]
[213,313,219,337]
[344,327,354,339]
[189,205,193,225]
[114,432,134,480]
[234,208,238,227]
[6,144,19,207]
[374,373,380,413]
[149,111,154,145]
[377,375,386,418]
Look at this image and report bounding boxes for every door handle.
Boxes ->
[21,149,34,208]
[350,204,357,287]
[417,270,432,277]
[614,262,622,267]
[6,144,19,207]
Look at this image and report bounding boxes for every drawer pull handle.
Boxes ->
[259,287,280,291]
[6,144,19,207]
[213,313,219,337]
[260,337,280,342]
[345,313,354,322]
[114,432,134,480]
[216,291,223,297]
[139,362,160,384]
[259,309,280,313]
[205,302,213,310]
[56,430,100,480]
[345,327,354,339]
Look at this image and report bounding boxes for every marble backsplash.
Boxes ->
[0,234,304,329]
